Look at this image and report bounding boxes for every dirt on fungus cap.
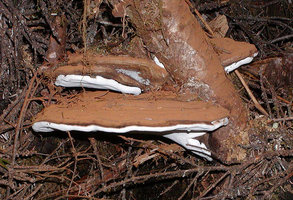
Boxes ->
[47,54,169,92]
[209,37,258,73]
[32,91,229,132]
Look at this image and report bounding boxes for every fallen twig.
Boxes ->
[235,70,269,116]
[178,171,204,200]
[93,166,229,195]
[12,71,38,165]
[89,137,104,179]
[272,117,293,122]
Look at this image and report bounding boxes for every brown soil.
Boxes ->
[34,91,229,130]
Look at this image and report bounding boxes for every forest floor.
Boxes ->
[0,0,292,199]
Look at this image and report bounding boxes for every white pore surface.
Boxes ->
[224,52,258,73]
[33,118,228,161]
[32,117,228,133]
[55,74,141,95]
[163,132,212,161]
[116,69,150,85]
[153,56,165,69]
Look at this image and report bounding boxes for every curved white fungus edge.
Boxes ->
[32,117,228,161]
[32,117,228,133]
[55,74,142,95]
[224,52,258,73]
[164,132,212,161]
[153,56,165,69]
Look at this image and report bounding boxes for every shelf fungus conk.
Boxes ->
[210,37,258,73]
[48,54,169,95]
[32,91,229,161]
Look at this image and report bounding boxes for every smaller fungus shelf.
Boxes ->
[46,54,169,95]
[210,37,258,73]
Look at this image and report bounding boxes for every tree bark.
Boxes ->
[113,0,249,162]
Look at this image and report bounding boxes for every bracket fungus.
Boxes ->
[34,0,259,162]
[33,91,229,161]
[48,53,169,95]
[110,0,259,161]
[209,37,258,73]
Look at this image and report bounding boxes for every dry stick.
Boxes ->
[249,167,282,197]
[264,169,293,199]
[198,171,230,199]
[82,0,88,54]
[266,77,282,118]
[39,164,228,199]
[89,137,104,179]
[184,0,214,36]
[66,131,78,196]
[190,1,269,117]
[119,135,197,167]
[12,71,37,165]
[7,71,38,198]
[93,166,228,195]
[6,184,27,200]
[193,8,214,36]
[120,146,133,200]
[260,68,272,117]
[272,116,293,122]
[0,125,17,135]
[0,88,27,122]
[32,171,78,185]
[178,171,204,200]
[60,195,102,200]
[223,173,235,199]
[1,122,32,135]
[122,8,126,38]
[23,184,42,200]
[238,160,265,186]
[235,70,269,116]
[270,34,293,43]
[159,180,179,197]
[277,96,293,106]
[41,139,70,165]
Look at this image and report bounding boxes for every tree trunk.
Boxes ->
[113,0,249,162]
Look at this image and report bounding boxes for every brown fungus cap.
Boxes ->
[33,91,229,133]
[47,53,169,91]
[210,37,258,67]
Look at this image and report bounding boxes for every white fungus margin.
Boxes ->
[55,74,142,95]
[224,52,258,73]
[33,118,228,161]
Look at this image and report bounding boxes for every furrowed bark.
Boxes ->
[122,0,249,161]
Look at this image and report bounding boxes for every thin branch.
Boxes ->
[270,34,293,43]
[66,131,78,195]
[89,137,104,180]
[93,166,228,195]
[178,171,204,200]
[235,70,269,116]
[272,117,293,122]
